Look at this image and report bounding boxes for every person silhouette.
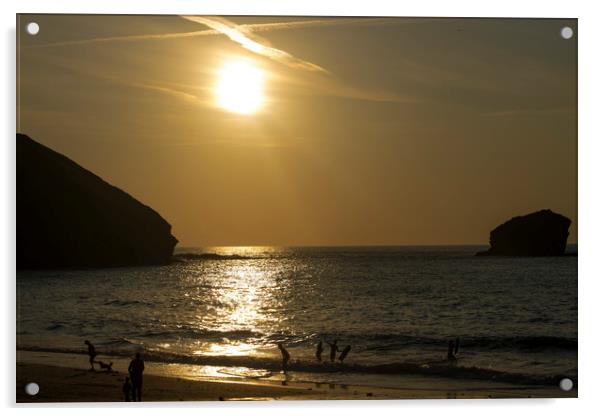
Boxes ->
[447,340,457,361]
[315,341,323,362]
[454,337,460,356]
[128,352,145,402]
[327,340,339,362]
[122,376,132,402]
[277,342,290,372]
[338,345,351,363]
[84,340,96,371]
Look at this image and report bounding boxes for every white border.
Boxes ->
[3,0,585,17]
[2,1,601,415]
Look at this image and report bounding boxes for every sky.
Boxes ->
[17,15,577,247]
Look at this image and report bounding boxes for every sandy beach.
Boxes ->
[16,351,576,402]
[16,362,323,402]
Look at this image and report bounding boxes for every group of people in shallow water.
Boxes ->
[277,340,352,372]
[278,337,460,372]
[84,336,460,398]
[84,340,145,402]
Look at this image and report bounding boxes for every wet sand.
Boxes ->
[16,363,323,402]
[16,351,577,402]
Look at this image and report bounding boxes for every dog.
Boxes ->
[96,360,114,372]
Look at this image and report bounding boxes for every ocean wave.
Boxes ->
[17,345,575,386]
[453,335,577,351]
[96,337,143,347]
[351,334,577,352]
[96,328,576,353]
[135,327,265,341]
[103,299,154,307]
[112,325,577,352]
[33,324,576,354]
[307,332,566,352]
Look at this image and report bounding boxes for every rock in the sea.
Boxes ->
[476,209,571,256]
[17,133,178,269]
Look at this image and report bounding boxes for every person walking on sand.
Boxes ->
[128,352,145,402]
[316,340,324,362]
[327,340,339,363]
[338,345,351,363]
[122,376,132,402]
[277,342,290,372]
[84,340,96,371]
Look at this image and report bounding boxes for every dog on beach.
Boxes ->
[96,360,114,372]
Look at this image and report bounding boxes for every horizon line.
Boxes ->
[174,243,579,249]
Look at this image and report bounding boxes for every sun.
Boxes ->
[215,60,265,114]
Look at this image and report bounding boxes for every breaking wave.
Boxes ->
[18,345,575,387]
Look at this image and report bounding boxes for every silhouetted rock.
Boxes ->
[476,209,571,256]
[17,133,178,269]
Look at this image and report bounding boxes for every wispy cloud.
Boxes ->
[486,108,576,117]
[26,17,387,50]
[26,29,221,48]
[127,80,201,104]
[181,16,328,73]
[27,16,417,105]
[278,72,416,104]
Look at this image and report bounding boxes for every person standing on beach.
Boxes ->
[327,340,339,362]
[84,340,96,371]
[128,352,145,402]
[315,340,323,362]
[277,342,290,372]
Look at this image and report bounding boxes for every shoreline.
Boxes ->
[16,350,577,402]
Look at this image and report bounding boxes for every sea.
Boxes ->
[16,246,578,388]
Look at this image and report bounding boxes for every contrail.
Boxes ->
[181,16,328,73]
[26,29,221,48]
[27,16,419,104]
[26,17,389,53]
[240,17,388,34]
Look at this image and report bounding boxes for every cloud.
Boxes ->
[26,29,221,48]
[126,81,201,104]
[26,17,387,50]
[181,16,328,73]
[486,108,576,117]
[277,72,416,104]
[27,16,417,105]
[241,17,389,34]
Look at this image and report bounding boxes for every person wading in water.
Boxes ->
[327,340,339,363]
[315,340,324,362]
[277,342,291,373]
[338,345,351,363]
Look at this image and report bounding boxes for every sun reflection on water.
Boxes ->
[190,248,289,357]
[206,246,284,257]
[197,342,260,357]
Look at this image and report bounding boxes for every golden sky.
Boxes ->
[17,15,577,246]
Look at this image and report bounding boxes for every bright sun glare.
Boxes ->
[215,60,265,115]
